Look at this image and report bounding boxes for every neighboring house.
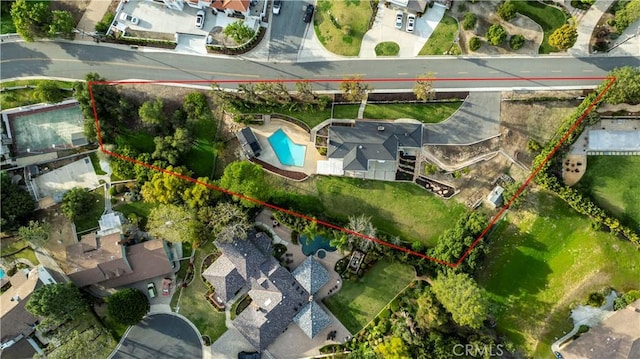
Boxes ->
[386,0,428,14]
[65,213,173,289]
[237,127,262,158]
[486,185,504,208]
[182,0,250,16]
[203,231,332,352]
[561,300,640,359]
[0,267,56,357]
[317,121,423,181]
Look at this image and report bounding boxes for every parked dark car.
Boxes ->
[303,4,314,23]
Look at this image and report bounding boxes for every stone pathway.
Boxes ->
[75,0,112,40]
[568,0,614,56]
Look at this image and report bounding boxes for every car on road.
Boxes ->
[303,4,314,23]
[147,282,157,298]
[273,0,282,15]
[162,278,172,296]
[406,14,415,33]
[119,12,139,25]
[195,10,205,29]
[554,352,564,359]
[395,11,403,29]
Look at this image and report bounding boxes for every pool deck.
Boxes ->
[250,119,325,176]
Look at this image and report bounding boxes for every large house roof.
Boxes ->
[202,256,245,302]
[328,122,422,171]
[294,302,331,339]
[292,256,330,295]
[211,0,250,13]
[205,231,332,352]
[0,268,41,346]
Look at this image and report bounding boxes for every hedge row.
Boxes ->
[206,26,266,55]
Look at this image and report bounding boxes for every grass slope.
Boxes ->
[363,102,462,123]
[581,156,640,227]
[316,176,467,245]
[478,190,640,356]
[0,80,75,109]
[323,259,415,333]
[512,0,566,54]
[314,0,373,56]
[419,15,461,55]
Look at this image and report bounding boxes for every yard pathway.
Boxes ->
[75,0,111,41]
[568,0,614,56]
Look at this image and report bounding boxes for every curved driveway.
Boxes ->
[110,313,202,359]
[1,42,639,90]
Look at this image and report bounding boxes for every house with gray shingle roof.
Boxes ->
[203,231,334,352]
[318,121,423,180]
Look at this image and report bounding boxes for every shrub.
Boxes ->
[469,36,482,51]
[549,23,578,50]
[498,1,517,21]
[95,12,114,33]
[587,292,605,307]
[606,18,616,27]
[527,138,542,153]
[462,12,477,30]
[509,34,525,50]
[486,24,507,45]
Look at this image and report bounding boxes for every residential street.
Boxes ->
[1,41,638,91]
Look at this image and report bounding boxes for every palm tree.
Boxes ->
[330,231,349,253]
[346,215,377,252]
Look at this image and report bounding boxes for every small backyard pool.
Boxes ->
[299,235,336,257]
[0,268,5,280]
[268,129,306,167]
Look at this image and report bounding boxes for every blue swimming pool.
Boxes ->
[299,235,336,257]
[0,268,5,280]
[268,129,306,167]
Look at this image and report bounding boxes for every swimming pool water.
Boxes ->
[268,129,306,167]
[299,235,336,257]
[0,268,5,280]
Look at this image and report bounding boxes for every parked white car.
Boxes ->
[406,14,415,33]
[196,10,205,29]
[119,12,139,25]
[273,0,282,15]
[395,11,403,29]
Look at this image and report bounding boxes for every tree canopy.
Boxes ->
[147,204,205,244]
[26,283,87,321]
[486,24,507,46]
[198,202,251,242]
[48,10,75,39]
[219,161,269,208]
[107,288,149,325]
[602,66,640,105]
[61,187,94,221]
[73,73,125,143]
[139,98,166,127]
[10,0,50,41]
[549,23,578,50]
[339,77,372,103]
[413,73,435,102]
[415,287,448,330]
[1,172,36,230]
[33,81,66,103]
[428,211,488,273]
[18,220,50,247]
[374,336,411,359]
[497,1,516,21]
[223,20,255,44]
[431,271,489,329]
[141,165,193,204]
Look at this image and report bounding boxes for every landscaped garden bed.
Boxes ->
[314,0,373,56]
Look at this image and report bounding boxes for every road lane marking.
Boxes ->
[551,70,562,73]
[458,71,468,74]
[0,58,260,78]
[583,69,594,72]
[520,70,531,73]
[488,71,499,74]
[398,72,408,75]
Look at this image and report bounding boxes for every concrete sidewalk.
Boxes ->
[75,0,112,40]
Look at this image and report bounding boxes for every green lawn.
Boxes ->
[314,0,373,56]
[375,42,400,56]
[316,177,467,246]
[74,187,106,233]
[89,153,107,175]
[419,15,461,55]
[0,79,75,109]
[0,238,40,266]
[478,190,640,357]
[323,259,415,333]
[512,0,566,54]
[363,102,462,123]
[332,104,360,119]
[250,106,332,129]
[580,156,640,227]
[170,240,227,341]
[116,130,155,153]
[184,111,219,178]
[114,200,156,229]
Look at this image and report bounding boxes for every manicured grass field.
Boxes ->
[116,130,155,154]
[478,190,640,357]
[170,240,227,342]
[184,111,219,178]
[580,156,640,226]
[332,104,360,119]
[512,0,566,54]
[314,0,373,56]
[74,187,106,233]
[0,238,40,266]
[375,41,400,56]
[316,176,467,246]
[323,259,415,333]
[363,102,462,123]
[419,15,461,55]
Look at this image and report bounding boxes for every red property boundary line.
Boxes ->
[89,76,616,268]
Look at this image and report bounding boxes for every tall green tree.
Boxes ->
[223,20,255,43]
[415,287,448,329]
[431,271,489,329]
[1,172,36,230]
[198,202,251,242]
[10,0,50,41]
[26,283,87,322]
[497,1,516,21]
[374,337,410,359]
[413,72,435,102]
[141,165,193,204]
[47,327,111,359]
[219,161,269,208]
[138,98,166,127]
[602,66,640,105]
[183,177,219,209]
[549,23,578,50]
[429,211,488,274]
[614,0,640,34]
[48,10,75,39]
[339,76,371,103]
[33,81,65,103]
[107,288,149,325]
[147,204,205,244]
[74,73,124,143]
[485,24,507,46]
[61,187,93,221]
[18,220,50,247]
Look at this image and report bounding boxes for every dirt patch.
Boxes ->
[451,1,543,55]
[50,0,92,23]
[208,26,239,47]
[36,206,77,273]
[590,11,617,53]
[425,137,501,167]
[562,154,586,186]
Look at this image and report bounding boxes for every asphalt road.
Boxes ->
[1,42,639,90]
[110,313,202,359]
[269,0,311,61]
